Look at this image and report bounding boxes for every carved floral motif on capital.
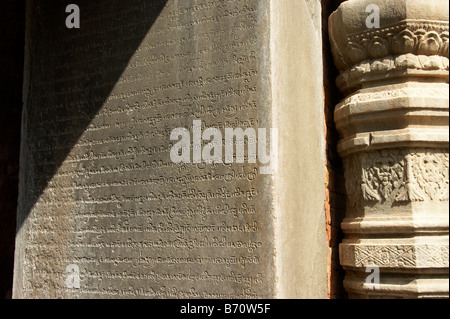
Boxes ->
[332,20,449,72]
[344,149,449,211]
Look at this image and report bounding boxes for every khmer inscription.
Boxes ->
[17,0,273,298]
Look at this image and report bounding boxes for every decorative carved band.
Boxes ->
[337,54,449,90]
[336,84,449,109]
[341,243,449,268]
[344,149,449,211]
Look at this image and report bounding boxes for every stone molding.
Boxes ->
[336,54,449,90]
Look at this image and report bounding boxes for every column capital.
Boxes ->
[329,0,449,93]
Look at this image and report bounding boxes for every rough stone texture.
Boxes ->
[329,0,449,298]
[14,0,327,299]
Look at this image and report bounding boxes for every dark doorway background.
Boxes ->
[0,0,25,299]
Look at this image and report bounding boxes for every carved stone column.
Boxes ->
[329,0,449,298]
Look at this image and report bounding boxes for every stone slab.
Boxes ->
[14,0,327,299]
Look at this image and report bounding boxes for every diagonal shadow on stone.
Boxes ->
[16,0,168,234]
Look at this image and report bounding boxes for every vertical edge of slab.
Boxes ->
[12,0,33,300]
[270,0,328,298]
